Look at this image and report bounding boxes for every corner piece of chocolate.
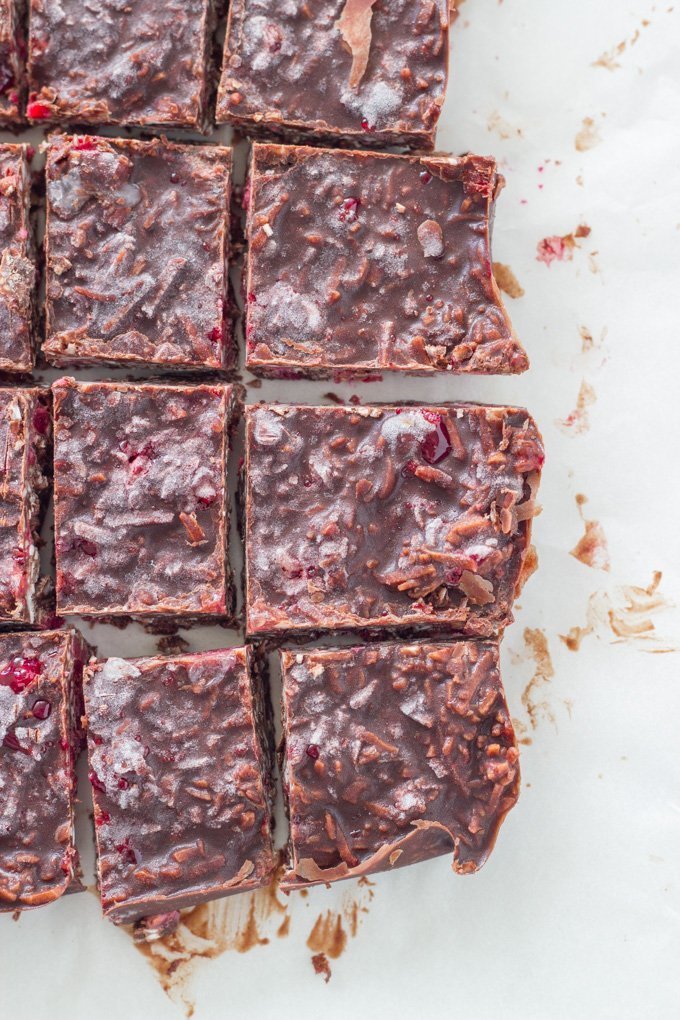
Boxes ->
[245,145,527,378]
[280,640,520,889]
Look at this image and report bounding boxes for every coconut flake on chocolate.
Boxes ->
[335,0,379,90]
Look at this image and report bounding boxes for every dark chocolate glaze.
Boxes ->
[84,648,275,924]
[0,388,51,627]
[280,640,520,887]
[0,145,34,373]
[245,403,543,638]
[0,628,91,910]
[246,145,527,377]
[44,136,232,371]
[217,0,449,150]
[52,379,237,619]
[27,0,216,129]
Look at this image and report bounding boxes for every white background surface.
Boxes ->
[1,1,680,1017]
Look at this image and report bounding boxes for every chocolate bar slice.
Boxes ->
[0,0,25,125]
[217,0,450,150]
[0,144,35,374]
[44,136,233,371]
[245,145,527,377]
[245,403,543,639]
[0,628,91,910]
[52,379,238,622]
[280,639,520,888]
[27,0,216,130]
[0,388,52,629]
[84,647,275,926]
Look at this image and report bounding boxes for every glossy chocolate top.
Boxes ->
[245,403,543,637]
[44,136,232,370]
[53,379,235,618]
[280,640,520,887]
[27,0,214,128]
[0,629,87,910]
[0,145,34,373]
[246,145,527,376]
[0,388,51,626]
[217,0,449,148]
[84,648,275,923]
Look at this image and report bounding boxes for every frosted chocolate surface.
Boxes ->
[245,403,543,638]
[246,146,527,376]
[84,648,275,924]
[27,0,215,129]
[0,629,90,910]
[0,388,51,627]
[0,145,34,373]
[217,0,449,149]
[53,379,236,619]
[44,136,232,370]
[280,640,520,887]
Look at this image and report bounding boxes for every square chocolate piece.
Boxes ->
[52,378,238,622]
[245,145,528,377]
[0,145,35,374]
[217,0,449,150]
[280,639,520,888]
[44,136,233,372]
[245,403,543,638]
[27,0,216,129]
[84,647,275,927]
[0,388,52,629]
[0,627,91,911]
[0,0,25,125]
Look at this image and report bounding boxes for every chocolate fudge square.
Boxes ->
[245,403,543,639]
[44,136,233,372]
[0,145,35,374]
[280,639,520,888]
[245,145,528,377]
[27,0,216,129]
[217,0,450,150]
[84,647,275,926]
[0,0,25,125]
[52,379,238,621]
[0,628,91,911]
[0,388,52,629]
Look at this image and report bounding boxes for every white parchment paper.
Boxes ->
[1,1,679,1018]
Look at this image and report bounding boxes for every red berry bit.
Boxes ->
[3,732,31,755]
[420,417,452,465]
[420,170,432,184]
[72,137,98,152]
[0,656,42,694]
[305,743,320,760]
[89,769,106,793]
[339,197,360,223]
[27,100,52,120]
[360,117,374,132]
[32,699,52,720]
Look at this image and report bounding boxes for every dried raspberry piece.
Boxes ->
[0,657,43,694]
[27,100,52,120]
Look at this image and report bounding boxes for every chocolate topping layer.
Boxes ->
[52,379,238,619]
[27,0,216,129]
[245,403,543,638]
[280,640,520,888]
[84,648,275,924]
[0,388,51,628]
[0,628,90,910]
[246,145,527,377]
[44,136,232,371]
[0,145,35,373]
[217,0,449,150]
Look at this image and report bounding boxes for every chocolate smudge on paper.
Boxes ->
[306,879,374,981]
[557,380,596,434]
[575,117,601,151]
[592,18,651,71]
[488,111,523,140]
[493,262,525,298]
[560,572,676,654]
[520,628,556,729]
[571,494,610,571]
